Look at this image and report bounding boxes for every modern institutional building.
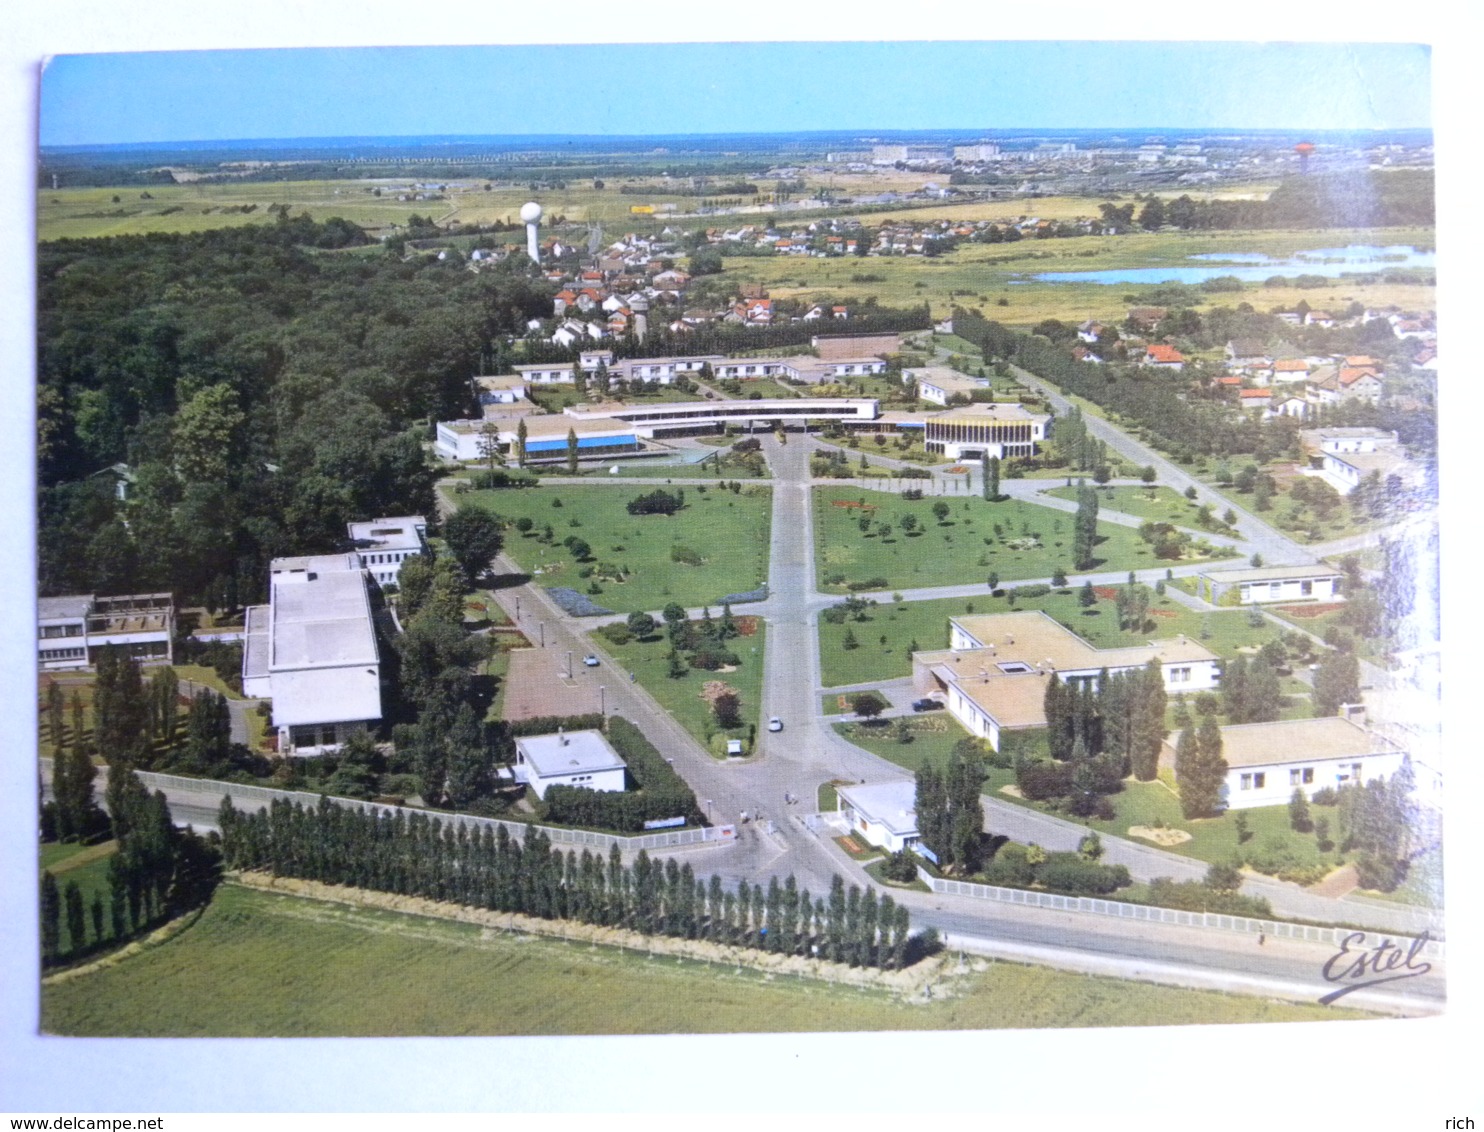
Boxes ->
[835,781,920,853]
[242,553,382,756]
[1159,717,1406,811]
[513,729,628,799]
[37,592,175,671]
[913,611,1220,750]
[1197,564,1346,606]
[922,403,1050,460]
[346,516,428,588]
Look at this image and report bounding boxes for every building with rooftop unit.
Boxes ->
[514,729,627,799]
[241,553,381,756]
[346,516,428,588]
[913,610,1219,750]
[906,365,989,406]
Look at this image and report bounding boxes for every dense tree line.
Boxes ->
[1174,711,1229,819]
[38,217,553,605]
[1335,758,1418,891]
[1120,171,1433,232]
[40,765,220,967]
[538,717,704,833]
[1019,661,1167,815]
[218,796,921,969]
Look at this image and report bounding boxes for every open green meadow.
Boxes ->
[818,587,1295,688]
[40,883,1364,1035]
[38,178,706,242]
[41,841,119,954]
[814,487,1222,592]
[602,620,767,752]
[460,483,771,614]
[1044,483,1236,534]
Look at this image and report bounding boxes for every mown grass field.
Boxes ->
[813,487,1229,593]
[41,841,119,954]
[1044,483,1236,534]
[460,483,771,613]
[40,883,1364,1035]
[817,587,1294,688]
[602,620,767,751]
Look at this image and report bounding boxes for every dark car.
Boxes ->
[912,698,943,712]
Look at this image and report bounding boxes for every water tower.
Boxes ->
[1294,142,1315,174]
[520,201,543,263]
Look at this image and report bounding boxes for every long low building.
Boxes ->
[1159,717,1406,811]
[38,592,174,671]
[1197,564,1345,606]
[242,553,382,756]
[914,610,1221,750]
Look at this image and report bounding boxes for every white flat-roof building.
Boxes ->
[906,365,989,406]
[242,554,382,756]
[922,403,1050,460]
[514,729,628,799]
[1160,717,1407,811]
[836,781,920,853]
[1198,564,1345,606]
[346,516,428,588]
[37,593,174,671]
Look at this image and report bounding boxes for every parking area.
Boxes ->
[501,647,607,721]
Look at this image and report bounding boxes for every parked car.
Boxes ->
[768,717,783,732]
[912,698,943,712]
[583,655,600,667]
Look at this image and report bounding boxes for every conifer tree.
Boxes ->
[40,871,60,966]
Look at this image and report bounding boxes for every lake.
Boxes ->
[1016,245,1434,286]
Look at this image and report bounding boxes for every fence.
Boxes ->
[918,868,1444,959]
[133,769,736,853]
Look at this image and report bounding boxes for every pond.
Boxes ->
[1014,244,1434,286]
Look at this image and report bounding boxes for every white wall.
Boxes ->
[1223,751,1405,810]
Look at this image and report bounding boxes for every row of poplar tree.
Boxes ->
[40,767,220,967]
[218,796,921,970]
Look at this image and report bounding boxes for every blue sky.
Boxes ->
[40,40,1431,146]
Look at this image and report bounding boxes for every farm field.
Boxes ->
[813,486,1228,593]
[40,883,1363,1035]
[818,587,1296,688]
[459,483,771,614]
[602,619,767,752]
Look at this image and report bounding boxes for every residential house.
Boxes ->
[1143,344,1186,369]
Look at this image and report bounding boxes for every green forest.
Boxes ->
[37,214,553,606]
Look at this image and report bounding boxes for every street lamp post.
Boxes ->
[600,685,606,716]
[539,622,545,648]
[515,596,521,620]
[566,650,573,679]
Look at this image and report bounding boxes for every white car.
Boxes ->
[768,717,783,732]
[583,655,599,667]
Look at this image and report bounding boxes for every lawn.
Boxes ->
[41,841,120,954]
[460,483,772,613]
[552,457,770,480]
[40,882,1363,1035]
[1043,483,1237,536]
[814,487,1197,592]
[603,619,767,752]
[817,587,1292,689]
[832,718,1017,795]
